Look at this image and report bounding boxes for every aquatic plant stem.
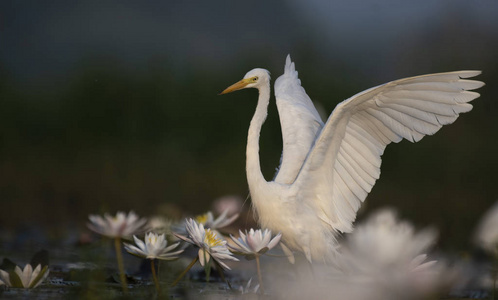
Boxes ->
[494,273,496,300]
[493,256,498,300]
[204,251,211,283]
[255,255,265,294]
[151,259,161,295]
[114,237,128,293]
[172,256,199,287]
[215,261,231,289]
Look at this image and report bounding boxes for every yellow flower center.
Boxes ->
[204,229,223,247]
[195,213,209,224]
[148,235,156,245]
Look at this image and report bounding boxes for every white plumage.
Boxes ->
[220,55,484,262]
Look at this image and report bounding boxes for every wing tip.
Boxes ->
[468,80,485,90]
[284,54,297,77]
[457,70,484,90]
[458,70,482,78]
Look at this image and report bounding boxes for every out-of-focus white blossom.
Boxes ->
[196,209,239,230]
[229,229,281,259]
[271,209,455,300]
[87,211,148,238]
[340,209,437,274]
[0,264,49,288]
[213,195,243,217]
[148,216,174,235]
[474,202,498,255]
[124,232,183,260]
[174,218,238,270]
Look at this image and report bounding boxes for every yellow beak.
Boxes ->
[219,78,251,95]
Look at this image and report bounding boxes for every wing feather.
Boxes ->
[340,141,380,180]
[290,70,483,233]
[337,150,375,191]
[273,55,324,184]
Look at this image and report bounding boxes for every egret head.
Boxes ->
[219,68,270,95]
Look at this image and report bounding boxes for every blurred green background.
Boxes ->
[0,0,497,251]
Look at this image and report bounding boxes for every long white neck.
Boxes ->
[246,82,271,191]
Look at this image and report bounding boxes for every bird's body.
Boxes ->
[220,55,484,262]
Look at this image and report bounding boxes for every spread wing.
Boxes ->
[273,55,324,184]
[290,71,484,233]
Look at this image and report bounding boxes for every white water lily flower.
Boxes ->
[148,216,174,235]
[0,264,49,288]
[474,202,498,255]
[175,218,238,270]
[271,209,453,300]
[229,228,282,259]
[340,209,437,274]
[335,209,445,299]
[124,232,184,260]
[195,209,239,230]
[87,211,148,238]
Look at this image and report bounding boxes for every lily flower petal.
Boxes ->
[124,232,183,260]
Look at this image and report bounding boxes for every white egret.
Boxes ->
[220,55,483,263]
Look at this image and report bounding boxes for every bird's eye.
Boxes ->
[253,77,258,82]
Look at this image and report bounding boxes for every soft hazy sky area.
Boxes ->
[2,0,497,83]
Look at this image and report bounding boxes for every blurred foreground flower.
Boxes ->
[338,209,447,299]
[87,211,148,294]
[124,232,183,294]
[213,195,244,217]
[229,229,281,293]
[341,209,437,274]
[87,211,148,238]
[475,202,498,255]
[272,209,453,300]
[474,202,498,299]
[0,264,49,288]
[172,218,238,286]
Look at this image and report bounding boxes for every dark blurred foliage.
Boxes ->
[0,0,497,253]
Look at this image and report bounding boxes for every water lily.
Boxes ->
[0,264,49,288]
[87,211,148,294]
[124,232,183,294]
[148,216,174,235]
[87,211,148,238]
[195,209,239,230]
[337,209,444,299]
[340,209,437,273]
[474,202,498,298]
[270,209,453,300]
[229,228,281,294]
[172,218,238,285]
[172,209,239,241]
[124,232,183,260]
[475,202,498,255]
[229,229,281,259]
